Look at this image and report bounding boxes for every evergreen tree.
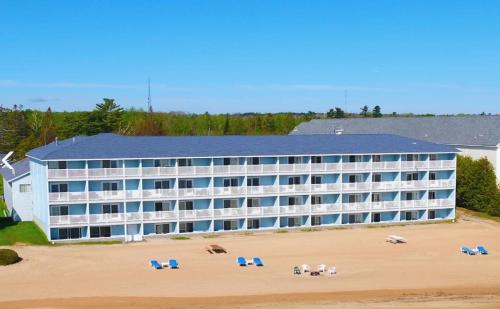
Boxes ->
[334,107,345,118]
[372,105,382,118]
[360,105,369,117]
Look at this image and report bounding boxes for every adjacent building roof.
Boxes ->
[291,116,500,147]
[0,158,30,182]
[26,133,457,161]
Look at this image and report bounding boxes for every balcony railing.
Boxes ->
[49,215,88,226]
[213,208,246,218]
[246,206,280,216]
[280,205,310,215]
[400,200,428,208]
[428,198,454,207]
[310,163,341,172]
[342,182,371,191]
[246,164,278,174]
[311,203,341,213]
[279,184,310,193]
[429,160,456,169]
[401,161,428,169]
[179,209,213,219]
[371,181,400,190]
[213,186,246,196]
[143,210,177,221]
[342,202,371,212]
[48,169,87,179]
[246,185,279,195]
[311,183,341,193]
[213,165,246,175]
[400,180,428,189]
[342,162,371,171]
[371,201,399,210]
[178,188,211,198]
[278,164,310,173]
[88,190,124,201]
[428,179,455,187]
[141,166,176,177]
[89,213,126,224]
[141,188,177,199]
[372,161,400,170]
[48,192,87,203]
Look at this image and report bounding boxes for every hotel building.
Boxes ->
[25,133,457,241]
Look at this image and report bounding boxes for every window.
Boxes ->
[311,176,322,184]
[288,176,301,185]
[50,183,68,193]
[406,173,418,181]
[178,159,192,167]
[349,155,361,163]
[155,224,170,234]
[405,192,417,200]
[154,202,171,212]
[179,222,194,233]
[348,214,363,224]
[288,196,302,206]
[223,220,238,231]
[248,219,260,229]
[349,174,361,183]
[90,226,111,238]
[58,228,81,240]
[247,177,260,186]
[372,173,381,183]
[348,194,362,203]
[311,195,322,205]
[154,180,170,190]
[288,217,300,227]
[404,211,418,221]
[223,157,239,165]
[179,201,194,210]
[223,178,239,187]
[249,157,260,165]
[428,191,436,200]
[405,154,418,161]
[154,159,174,167]
[311,215,321,226]
[178,179,193,189]
[429,154,438,161]
[372,155,381,162]
[372,193,381,202]
[311,156,322,164]
[428,210,436,220]
[223,199,238,208]
[372,213,381,223]
[288,156,302,164]
[102,182,118,191]
[102,204,119,214]
[247,198,260,207]
[50,205,69,216]
[102,160,118,168]
[429,172,437,181]
[19,184,31,193]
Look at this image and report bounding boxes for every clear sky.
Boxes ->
[1,0,499,114]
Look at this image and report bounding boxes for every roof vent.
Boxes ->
[333,128,344,135]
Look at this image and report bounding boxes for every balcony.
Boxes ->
[141,188,177,199]
[279,205,310,215]
[178,188,211,198]
[311,203,341,213]
[48,169,87,179]
[213,208,245,218]
[178,166,212,176]
[278,164,310,173]
[400,180,428,189]
[246,185,278,195]
[142,166,176,177]
[143,210,177,221]
[342,162,371,171]
[213,186,246,196]
[371,201,399,210]
[428,198,454,208]
[88,190,124,202]
[429,160,456,169]
[310,163,341,172]
[87,168,125,178]
[372,161,400,170]
[246,164,278,174]
[48,192,87,203]
[212,165,246,175]
[49,215,88,226]
[400,161,428,169]
[371,181,400,190]
[342,182,371,191]
[342,202,371,212]
[400,200,428,209]
[179,209,213,219]
[279,184,310,194]
[311,183,341,193]
[428,179,455,188]
[89,213,126,224]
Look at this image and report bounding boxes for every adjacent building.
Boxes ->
[1,158,33,221]
[24,133,457,241]
[292,116,500,182]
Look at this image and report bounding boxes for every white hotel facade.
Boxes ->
[26,133,458,241]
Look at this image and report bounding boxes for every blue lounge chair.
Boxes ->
[253,257,264,266]
[169,259,179,269]
[237,256,247,266]
[461,246,476,255]
[477,246,489,255]
[150,260,162,269]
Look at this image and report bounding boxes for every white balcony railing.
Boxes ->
[310,163,341,172]
[311,203,342,213]
[400,180,428,189]
[88,190,124,201]
[342,162,371,171]
[342,182,371,191]
[311,183,341,193]
[126,212,143,221]
[428,179,455,187]
[89,213,126,224]
[371,201,399,210]
[212,186,246,196]
[429,160,456,169]
[141,188,177,199]
[141,166,176,177]
[246,164,278,174]
[125,190,142,200]
[247,206,281,216]
[400,200,428,208]
[342,202,371,212]
[280,205,310,215]
[246,185,279,195]
[428,198,455,207]
[278,164,310,173]
[48,192,87,203]
[143,210,177,221]
[279,184,310,193]
[213,208,245,218]
[49,215,88,226]
[47,169,87,179]
[212,165,246,175]
[371,181,400,190]
[178,188,211,198]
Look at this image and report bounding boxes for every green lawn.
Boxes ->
[0,220,50,246]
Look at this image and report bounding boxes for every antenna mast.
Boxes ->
[147,78,153,113]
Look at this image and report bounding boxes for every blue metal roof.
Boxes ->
[27,133,458,161]
[0,158,30,182]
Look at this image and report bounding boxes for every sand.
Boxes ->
[1,211,500,308]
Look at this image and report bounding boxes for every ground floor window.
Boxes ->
[223,220,238,231]
[58,227,82,239]
[288,217,301,227]
[311,215,321,226]
[248,219,260,229]
[404,211,418,221]
[155,223,170,234]
[179,222,193,233]
[90,226,111,238]
[428,210,436,220]
[372,212,381,223]
[348,213,364,224]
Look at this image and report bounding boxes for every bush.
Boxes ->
[457,155,500,216]
[0,249,22,266]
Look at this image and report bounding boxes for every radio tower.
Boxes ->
[147,78,153,113]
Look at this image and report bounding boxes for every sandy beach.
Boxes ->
[1,211,500,308]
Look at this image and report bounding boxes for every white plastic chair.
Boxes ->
[301,264,310,272]
[317,264,326,272]
[327,266,336,276]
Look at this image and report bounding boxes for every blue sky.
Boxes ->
[1,0,499,114]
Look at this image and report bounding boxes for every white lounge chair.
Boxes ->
[386,235,407,244]
[317,264,326,272]
[327,266,336,275]
[301,264,310,273]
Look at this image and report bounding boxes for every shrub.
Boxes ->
[171,236,190,240]
[0,249,22,266]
